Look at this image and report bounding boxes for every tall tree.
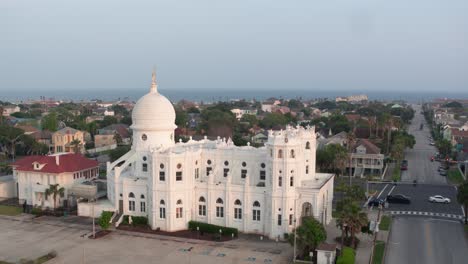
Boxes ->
[457,182,468,224]
[70,139,81,154]
[288,217,327,259]
[45,184,65,211]
[0,125,25,161]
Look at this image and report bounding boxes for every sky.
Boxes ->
[1,0,468,95]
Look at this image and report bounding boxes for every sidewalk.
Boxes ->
[326,209,390,264]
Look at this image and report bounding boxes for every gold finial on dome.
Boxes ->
[150,67,158,93]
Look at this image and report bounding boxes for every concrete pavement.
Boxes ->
[0,216,291,264]
[385,217,468,264]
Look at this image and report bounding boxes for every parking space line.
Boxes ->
[376,184,389,199]
[387,185,396,196]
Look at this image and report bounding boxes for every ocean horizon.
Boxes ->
[1,89,467,103]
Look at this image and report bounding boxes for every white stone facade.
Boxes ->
[104,71,334,239]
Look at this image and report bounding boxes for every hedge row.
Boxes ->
[122,215,148,226]
[337,247,355,264]
[188,221,238,236]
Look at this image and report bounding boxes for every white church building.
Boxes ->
[84,71,334,239]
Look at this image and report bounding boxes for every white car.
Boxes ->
[429,195,451,203]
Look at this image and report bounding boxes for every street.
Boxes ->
[383,104,468,264]
[401,104,446,184]
[385,217,468,264]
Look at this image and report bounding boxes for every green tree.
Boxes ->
[288,217,327,259]
[45,184,65,211]
[109,146,131,162]
[100,116,118,127]
[70,139,81,154]
[175,107,188,128]
[259,112,288,129]
[41,112,58,131]
[457,182,468,224]
[240,114,258,126]
[113,133,123,145]
[437,139,452,158]
[0,125,25,161]
[287,99,303,109]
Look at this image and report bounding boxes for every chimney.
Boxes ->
[55,155,60,166]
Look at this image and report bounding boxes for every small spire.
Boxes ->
[150,67,158,93]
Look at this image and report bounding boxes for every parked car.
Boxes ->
[429,195,451,203]
[429,142,435,146]
[387,194,411,204]
[439,170,447,176]
[400,160,408,170]
[368,197,385,207]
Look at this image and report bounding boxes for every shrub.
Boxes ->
[99,211,113,230]
[31,207,42,216]
[121,215,148,227]
[188,221,238,236]
[132,216,148,226]
[337,247,355,264]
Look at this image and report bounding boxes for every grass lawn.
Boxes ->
[0,205,22,216]
[447,170,465,185]
[372,241,386,264]
[379,215,392,231]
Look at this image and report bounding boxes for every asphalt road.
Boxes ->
[385,217,468,264]
[367,182,463,217]
[402,104,446,184]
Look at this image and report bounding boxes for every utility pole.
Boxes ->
[369,204,382,264]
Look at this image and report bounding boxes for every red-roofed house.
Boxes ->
[12,153,99,208]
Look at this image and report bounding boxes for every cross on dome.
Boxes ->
[150,68,158,93]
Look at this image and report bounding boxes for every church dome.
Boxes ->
[131,71,176,130]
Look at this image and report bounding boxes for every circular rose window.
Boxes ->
[141,134,147,141]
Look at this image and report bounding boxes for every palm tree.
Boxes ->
[346,132,356,185]
[0,125,25,161]
[44,184,65,211]
[348,208,368,247]
[457,182,468,224]
[113,133,123,145]
[336,201,368,250]
[70,139,81,154]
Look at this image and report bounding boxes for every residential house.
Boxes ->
[348,139,384,177]
[95,124,130,147]
[12,153,99,208]
[231,108,258,120]
[2,105,20,116]
[52,127,86,153]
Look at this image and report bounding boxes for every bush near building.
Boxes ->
[336,247,355,264]
[122,215,148,226]
[188,221,238,236]
[99,211,113,230]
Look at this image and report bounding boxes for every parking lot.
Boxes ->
[0,216,291,264]
[366,182,464,218]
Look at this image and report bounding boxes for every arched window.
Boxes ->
[140,194,145,199]
[198,196,206,216]
[216,198,224,218]
[290,176,294,187]
[253,201,261,221]
[234,199,242,219]
[128,192,135,211]
[278,149,283,158]
[278,176,282,187]
[306,165,309,174]
[176,200,183,218]
[159,200,166,218]
[302,202,313,217]
[306,141,310,149]
[290,149,295,158]
[160,200,165,205]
